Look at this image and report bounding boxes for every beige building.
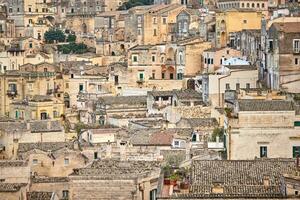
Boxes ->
[226,99,300,160]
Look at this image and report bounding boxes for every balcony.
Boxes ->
[46,89,53,95]
[136,79,144,84]
[7,90,17,97]
[165,59,175,66]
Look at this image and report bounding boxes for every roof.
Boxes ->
[0,183,27,192]
[30,120,63,133]
[174,90,203,101]
[178,118,218,128]
[272,22,300,33]
[0,160,27,167]
[27,192,53,200]
[148,90,174,97]
[70,159,160,179]
[98,96,147,105]
[32,176,69,183]
[130,45,154,51]
[18,142,74,154]
[172,159,296,199]
[238,99,295,112]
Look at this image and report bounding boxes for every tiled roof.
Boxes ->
[0,183,27,192]
[149,131,173,146]
[98,96,147,105]
[238,100,294,111]
[32,176,69,183]
[70,159,160,179]
[176,159,297,198]
[27,192,53,200]
[179,118,218,128]
[174,90,203,101]
[148,90,174,97]
[18,142,74,154]
[0,160,27,167]
[30,120,63,133]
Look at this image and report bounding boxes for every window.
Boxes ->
[71,74,74,78]
[29,19,33,24]
[241,3,244,7]
[174,141,180,146]
[115,75,119,85]
[246,83,250,89]
[207,58,211,64]
[211,58,214,64]
[243,20,247,24]
[28,7,32,12]
[152,55,156,62]
[226,83,230,90]
[177,73,183,80]
[44,68,47,72]
[236,83,240,90]
[53,111,59,118]
[79,84,84,92]
[62,190,69,199]
[138,28,142,35]
[162,72,165,79]
[163,18,167,24]
[152,72,155,79]
[97,85,102,91]
[269,40,273,51]
[252,3,255,7]
[247,3,250,7]
[137,16,142,24]
[150,189,157,200]
[64,158,69,165]
[260,146,267,158]
[139,73,144,81]
[204,58,207,64]
[9,8,12,13]
[132,55,138,62]
[153,17,157,24]
[293,39,300,53]
[257,3,260,8]
[262,3,265,8]
[295,58,299,65]
[170,73,174,80]
[153,29,157,36]
[293,146,300,158]
[32,159,38,165]
[94,152,98,159]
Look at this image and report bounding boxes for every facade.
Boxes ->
[215,10,263,48]
[266,22,300,93]
[226,99,300,160]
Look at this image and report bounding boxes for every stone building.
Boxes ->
[215,9,263,48]
[0,62,60,116]
[266,22,300,93]
[225,99,300,160]
[202,47,242,73]
[69,159,161,200]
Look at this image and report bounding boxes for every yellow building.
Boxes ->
[0,62,59,116]
[10,95,64,120]
[215,9,263,48]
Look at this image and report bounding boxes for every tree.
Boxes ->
[67,34,76,43]
[118,0,153,10]
[44,29,66,43]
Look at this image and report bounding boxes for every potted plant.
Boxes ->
[169,173,179,186]
[163,165,172,185]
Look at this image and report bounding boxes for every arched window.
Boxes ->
[247,3,250,7]
[241,3,244,7]
[257,3,260,8]
[252,3,255,7]
[262,3,265,8]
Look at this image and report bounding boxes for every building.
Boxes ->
[266,22,300,93]
[69,159,161,200]
[225,99,300,160]
[215,9,263,48]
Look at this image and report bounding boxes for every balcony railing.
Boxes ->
[7,90,17,97]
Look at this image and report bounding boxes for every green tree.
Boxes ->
[118,0,153,10]
[44,29,66,43]
[67,34,76,43]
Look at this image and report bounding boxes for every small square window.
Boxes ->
[32,159,38,165]
[64,158,69,165]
